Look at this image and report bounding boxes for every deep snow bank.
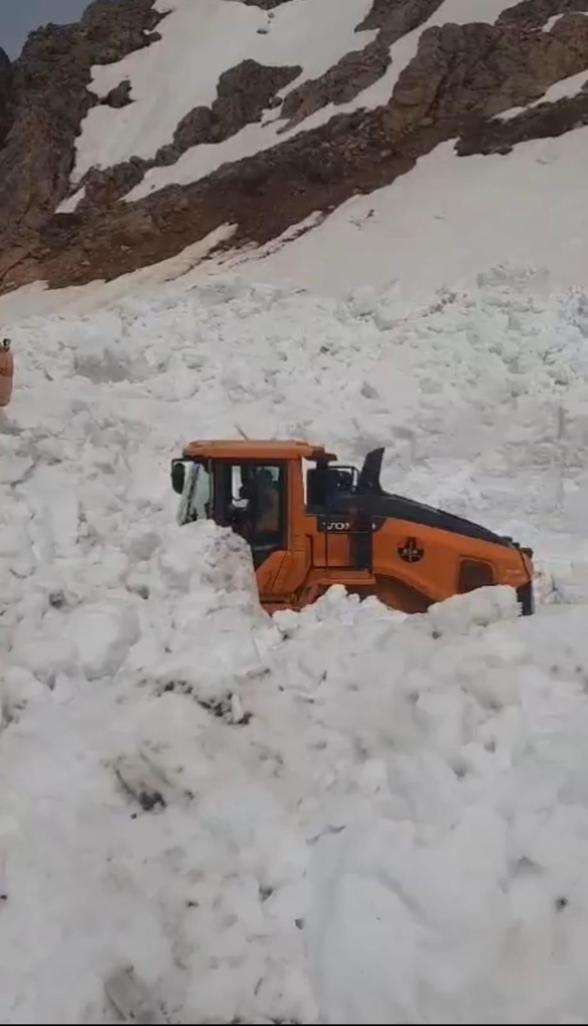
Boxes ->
[4,535,588,1023]
[306,593,588,1025]
[3,270,588,1022]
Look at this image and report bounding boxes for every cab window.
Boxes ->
[177,463,212,524]
[215,461,286,565]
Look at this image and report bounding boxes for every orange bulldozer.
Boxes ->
[171,439,534,616]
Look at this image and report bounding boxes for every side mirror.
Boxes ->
[171,460,186,495]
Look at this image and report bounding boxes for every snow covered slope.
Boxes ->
[3,267,588,1022]
[209,128,588,295]
[70,0,379,183]
[91,0,515,201]
[2,0,588,293]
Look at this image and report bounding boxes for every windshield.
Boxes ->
[177,463,211,525]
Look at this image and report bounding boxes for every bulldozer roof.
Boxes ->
[182,439,336,461]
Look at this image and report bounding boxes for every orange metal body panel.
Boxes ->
[256,455,532,613]
[183,439,334,462]
[257,516,532,612]
[251,455,532,613]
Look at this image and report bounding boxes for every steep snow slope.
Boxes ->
[210,128,588,295]
[124,0,516,201]
[70,0,377,184]
[3,268,588,1022]
[66,0,521,202]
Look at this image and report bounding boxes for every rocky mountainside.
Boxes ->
[1,0,588,293]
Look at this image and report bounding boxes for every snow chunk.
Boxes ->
[67,601,140,680]
[155,521,260,608]
[427,585,520,635]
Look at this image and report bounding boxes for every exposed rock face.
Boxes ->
[458,87,588,156]
[497,0,588,28]
[281,0,445,129]
[1,0,588,291]
[75,58,301,210]
[0,0,165,281]
[280,39,389,128]
[357,0,444,33]
[101,79,133,109]
[394,15,588,125]
[0,48,12,146]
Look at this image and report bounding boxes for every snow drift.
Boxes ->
[3,268,588,1022]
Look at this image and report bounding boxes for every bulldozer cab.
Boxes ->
[172,441,380,610]
[173,454,289,570]
[213,461,286,568]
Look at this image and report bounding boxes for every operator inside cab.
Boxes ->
[252,468,280,535]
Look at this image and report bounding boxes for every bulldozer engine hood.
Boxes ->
[328,491,511,547]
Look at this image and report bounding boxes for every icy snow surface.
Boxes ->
[3,269,588,1022]
[207,129,588,296]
